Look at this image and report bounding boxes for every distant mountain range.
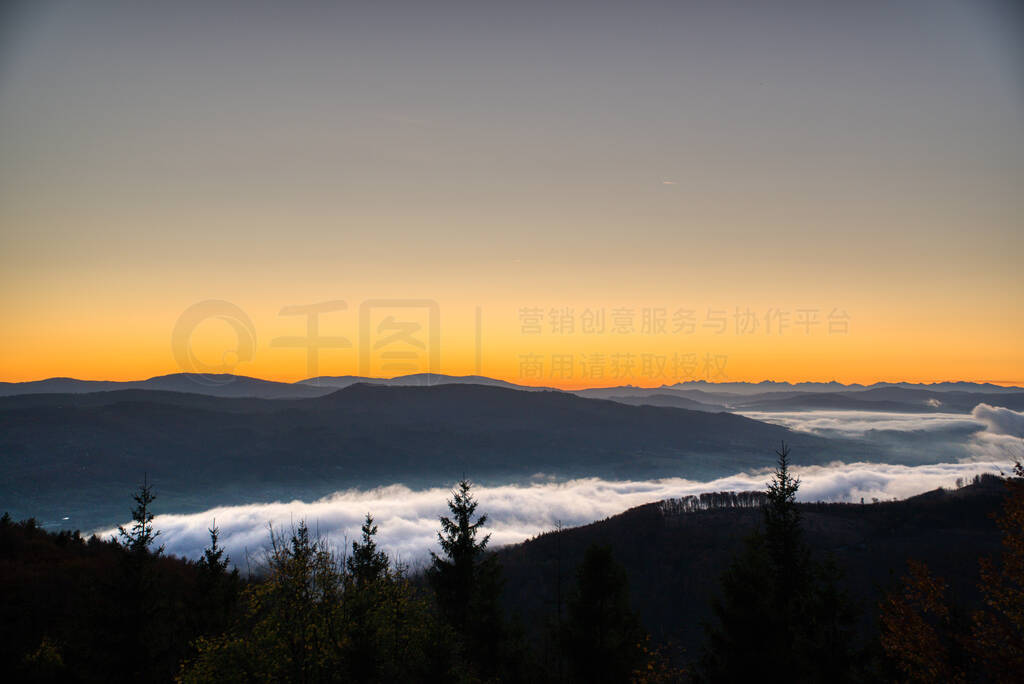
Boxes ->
[670,379,1024,394]
[1,373,1019,404]
[297,373,558,391]
[0,374,329,399]
[613,386,1024,413]
[0,373,560,399]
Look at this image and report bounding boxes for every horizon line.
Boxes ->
[2,371,1021,392]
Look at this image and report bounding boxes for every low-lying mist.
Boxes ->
[740,404,1024,462]
[98,458,1016,568]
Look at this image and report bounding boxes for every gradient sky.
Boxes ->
[0,0,1021,387]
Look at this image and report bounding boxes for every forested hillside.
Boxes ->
[3,460,1021,681]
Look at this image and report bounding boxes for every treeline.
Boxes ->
[2,478,663,682]
[658,490,768,515]
[3,449,1023,682]
[0,512,236,681]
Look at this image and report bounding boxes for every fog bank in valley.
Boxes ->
[100,459,1015,567]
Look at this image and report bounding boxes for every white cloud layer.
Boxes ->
[972,404,1024,438]
[738,410,981,435]
[741,405,1024,463]
[97,460,1014,568]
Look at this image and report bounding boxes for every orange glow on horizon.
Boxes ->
[2,292,1021,388]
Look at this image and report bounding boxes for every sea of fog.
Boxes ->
[99,404,1024,566]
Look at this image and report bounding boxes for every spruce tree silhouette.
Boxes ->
[195,521,240,637]
[344,512,393,681]
[196,521,230,575]
[428,478,506,677]
[116,473,163,555]
[116,475,167,679]
[347,513,390,586]
[698,443,857,683]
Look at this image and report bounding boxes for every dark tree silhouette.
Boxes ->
[698,443,857,682]
[561,544,644,683]
[195,521,240,637]
[116,473,163,555]
[427,478,506,677]
[116,476,174,679]
[196,521,230,575]
[347,513,390,586]
[343,512,394,681]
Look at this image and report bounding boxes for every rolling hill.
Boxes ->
[0,384,843,531]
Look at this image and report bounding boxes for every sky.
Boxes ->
[1,0,1021,387]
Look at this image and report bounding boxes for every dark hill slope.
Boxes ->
[604,393,722,412]
[496,477,1008,657]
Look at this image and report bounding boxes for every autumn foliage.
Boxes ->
[880,462,1024,682]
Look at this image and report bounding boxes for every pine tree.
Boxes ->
[347,513,389,586]
[343,513,392,681]
[196,521,230,576]
[429,479,492,632]
[765,442,804,581]
[195,521,240,637]
[115,475,166,679]
[698,443,857,682]
[428,479,506,677]
[116,473,163,555]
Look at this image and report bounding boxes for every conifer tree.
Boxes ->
[342,513,392,681]
[115,475,166,679]
[429,479,492,631]
[428,478,506,676]
[117,473,163,555]
[196,521,229,575]
[347,513,389,586]
[698,443,857,682]
[195,521,240,636]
